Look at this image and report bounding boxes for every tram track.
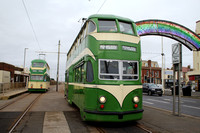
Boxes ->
[94,122,152,133]
[136,123,153,133]
[0,93,30,110]
[8,93,43,133]
[0,93,43,133]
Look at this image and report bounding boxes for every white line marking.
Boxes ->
[43,111,71,133]
[143,101,154,105]
[181,99,196,103]
[147,99,170,104]
[182,105,200,110]
[164,99,171,101]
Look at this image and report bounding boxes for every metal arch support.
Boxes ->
[135,20,200,51]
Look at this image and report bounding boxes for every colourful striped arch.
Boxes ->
[135,20,200,51]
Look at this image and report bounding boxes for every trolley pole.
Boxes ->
[56,40,61,92]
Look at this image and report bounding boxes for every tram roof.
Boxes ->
[88,14,135,23]
[31,59,46,63]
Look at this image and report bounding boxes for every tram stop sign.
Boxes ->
[172,43,182,71]
[172,43,180,64]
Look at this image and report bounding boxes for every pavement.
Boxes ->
[140,105,200,133]
[0,88,28,100]
[0,87,200,133]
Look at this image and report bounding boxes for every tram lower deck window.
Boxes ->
[99,59,138,80]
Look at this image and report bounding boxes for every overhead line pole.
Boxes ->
[56,40,61,92]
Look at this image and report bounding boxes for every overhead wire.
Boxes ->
[21,0,41,50]
[96,0,108,14]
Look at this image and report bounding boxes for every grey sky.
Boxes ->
[0,0,199,81]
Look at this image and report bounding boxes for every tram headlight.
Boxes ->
[99,96,106,104]
[133,96,139,103]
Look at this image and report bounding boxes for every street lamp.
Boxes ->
[23,48,28,72]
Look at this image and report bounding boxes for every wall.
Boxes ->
[0,70,10,83]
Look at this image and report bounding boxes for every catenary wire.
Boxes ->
[22,0,41,50]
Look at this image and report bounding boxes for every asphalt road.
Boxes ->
[143,94,200,117]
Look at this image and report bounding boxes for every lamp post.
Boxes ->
[23,48,28,85]
[23,48,28,72]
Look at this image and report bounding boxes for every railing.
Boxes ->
[0,82,26,94]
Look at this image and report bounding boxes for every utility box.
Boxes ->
[0,70,10,83]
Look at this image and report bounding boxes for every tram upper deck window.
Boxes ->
[119,21,134,34]
[32,62,44,67]
[88,21,96,33]
[31,75,43,80]
[99,20,117,32]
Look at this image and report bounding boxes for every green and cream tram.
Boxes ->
[28,59,50,92]
[65,14,143,122]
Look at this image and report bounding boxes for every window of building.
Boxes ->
[151,71,154,77]
[147,71,149,76]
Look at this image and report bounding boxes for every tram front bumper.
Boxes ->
[83,109,144,122]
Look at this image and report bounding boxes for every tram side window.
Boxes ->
[74,64,84,83]
[86,61,94,82]
[119,21,134,34]
[99,20,117,32]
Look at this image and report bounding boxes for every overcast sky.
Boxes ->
[0,0,199,81]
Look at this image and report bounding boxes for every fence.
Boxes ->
[0,82,26,94]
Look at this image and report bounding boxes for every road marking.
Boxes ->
[147,99,170,104]
[164,99,171,101]
[181,99,196,103]
[182,105,200,110]
[43,111,71,133]
[143,101,154,105]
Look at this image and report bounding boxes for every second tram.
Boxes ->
[28,59,50,92]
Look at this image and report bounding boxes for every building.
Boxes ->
[141,60,162,84]
[164,68,173,88]
[187,20,200,91]
[0,62,29,84]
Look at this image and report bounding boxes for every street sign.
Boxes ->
[172,43,180,64]
[172,43,182,117]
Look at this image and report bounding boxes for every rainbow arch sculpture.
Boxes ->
[135,20,200,51]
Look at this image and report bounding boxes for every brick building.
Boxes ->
[141,60,162,84]
[0,62,29,83]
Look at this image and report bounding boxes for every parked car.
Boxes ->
[143,83,163,96]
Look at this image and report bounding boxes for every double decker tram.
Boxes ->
[65,14,143,122]
[28,59,50,92]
